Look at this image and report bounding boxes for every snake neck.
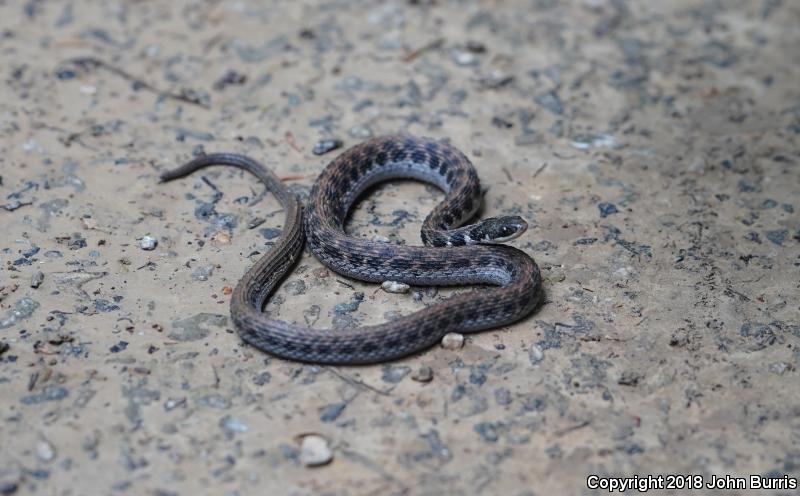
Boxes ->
[420,223,482,247]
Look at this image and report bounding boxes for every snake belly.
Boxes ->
[161,136,542,364]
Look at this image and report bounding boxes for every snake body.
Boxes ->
[161,136,541,364]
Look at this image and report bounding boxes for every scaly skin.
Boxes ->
[160,136,542,364]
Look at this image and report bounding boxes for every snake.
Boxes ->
[160,135,542,364]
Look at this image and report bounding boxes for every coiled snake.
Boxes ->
[160,136,542,364]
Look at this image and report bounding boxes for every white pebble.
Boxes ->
[139,235,158,250]
[451,49,477,66]
[192,264,215,281]
[348,124,372,139]
[381,281,410,294]
[529,344,545,364]
[300,434,333,467]
[145,44,161,58]
[412,365,434,382]
[36,440,55,461]
[440,332,464,350]
[769,362,789,375]
[687,156,707,173]
[371,234,390,243]
[23,138,41,152]
[221,416,249,433]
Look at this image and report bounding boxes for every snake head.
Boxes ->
[472,216,528,244]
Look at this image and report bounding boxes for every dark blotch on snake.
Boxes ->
[463,197,473,214]
[411,150,426,164]
[451,258,471,269]
[349,165,360,182]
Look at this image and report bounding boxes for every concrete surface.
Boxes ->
[1,1,798,494]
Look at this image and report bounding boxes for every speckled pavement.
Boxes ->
[1,1,798,495]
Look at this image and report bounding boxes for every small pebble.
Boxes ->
[30,271,44,289]
[598,202,618,218]
[312,138,343,155]
[247,217,266,229]
[769,362,790,375]
[36,440,55,461]
[191,264,215,281]
[492,116,514,129]
[765,229,788,246]
[529,344,545,364]
[381,281,410,294]
[618,370,642,386]
[56,69,77,80]
[164,397,186,411]
[687,156,706,173]
[382,365,411,383]
[474,422,499,443]
[139,235,157,250]
[319,403,346,423]
[371,234,390,243]
[451,48,478,66]
[299,434,333,467]
[284,280,306,296]
[411,366,434,382]
[570,133,616,149]
[465,40,487,53]
[220,416,249,433]
[260,227,282,240]
[212,70,247,91]
[348,125,372,139]
[494,388,512,406]
[211,232,231,245]
[478,70,514,89]
[441,332,464,350]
